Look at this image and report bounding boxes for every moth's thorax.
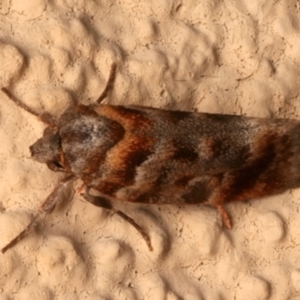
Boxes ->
[58,105,125,175]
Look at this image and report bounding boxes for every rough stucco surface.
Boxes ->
[1,0,300,299]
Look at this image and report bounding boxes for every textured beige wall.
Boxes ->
[1,0,300,299]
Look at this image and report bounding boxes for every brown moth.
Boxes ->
[2,63,300,252]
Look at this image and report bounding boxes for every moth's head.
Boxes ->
[30,127,63,170]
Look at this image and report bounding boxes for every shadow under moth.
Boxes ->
[2,63,300,252]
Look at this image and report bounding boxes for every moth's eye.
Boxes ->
[47,161,65,172]
[53,161,63,169]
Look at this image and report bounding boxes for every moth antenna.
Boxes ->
[1,88,57,127]
[96,62,117,104]
[1,214,40,253]
[1,175,75,253]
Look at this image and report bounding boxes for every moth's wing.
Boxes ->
[70,105,300,206]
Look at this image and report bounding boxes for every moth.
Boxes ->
[2,63,300,252]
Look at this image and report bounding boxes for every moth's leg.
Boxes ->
[1,175,75,253]
[79,186,153,251]
[202,200,232,229]
[114,210,153,251]
[96,62,117,104]
[200,175,233,229]
[215,204,232,229]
